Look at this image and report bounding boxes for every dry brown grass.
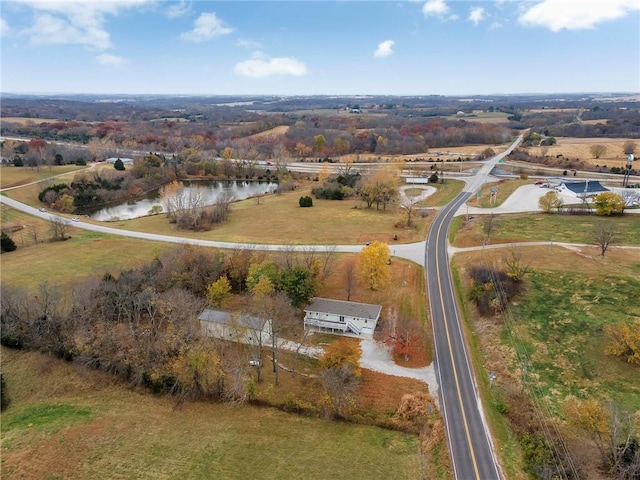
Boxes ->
[1,348,423,480]
[528,137,637,168]
[246,125,290,139]
[1,117,60,124]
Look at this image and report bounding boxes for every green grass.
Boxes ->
[452,213,640,246]
[509,270,640,412]
[474,179,531,208]
[1,348,422,480]
[419,180,465,207]
[2,403,93,433]
[1,228,171,289]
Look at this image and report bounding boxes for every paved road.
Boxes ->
[424,136,522,480]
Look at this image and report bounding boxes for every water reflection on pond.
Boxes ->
[89,180,277,221]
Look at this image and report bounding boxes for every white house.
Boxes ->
[199,308,271,345]
[303,298,382,339]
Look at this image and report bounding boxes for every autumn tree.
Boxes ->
[171,344,224,402]
[357,241,391,290]
[206,276,232,307]
[590,144,607,159]
[538,191,564,214]
[593,192,626,216]
[319,339,361,418]
[504,247,531,282]
[313,134,327,154]
[563,396,611,466]
[604,321,640,365]
[357,170,398,210]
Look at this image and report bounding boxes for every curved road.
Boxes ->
[2,135,526,478]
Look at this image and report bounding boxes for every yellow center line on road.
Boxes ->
[433,204,481,480]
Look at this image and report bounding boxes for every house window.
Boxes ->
[339,316,345,323]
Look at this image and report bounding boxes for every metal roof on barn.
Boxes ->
[304,298,382,320]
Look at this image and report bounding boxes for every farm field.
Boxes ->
[527,137,637,169]
[0,347,422,480]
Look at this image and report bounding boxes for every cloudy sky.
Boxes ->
[1,0,639,95]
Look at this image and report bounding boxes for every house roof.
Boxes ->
[304,297,382,320]
[562,181,608,194]
[198,308,266,330]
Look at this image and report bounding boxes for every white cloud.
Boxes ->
[180,12,234,41]
[166,0,190,19]
[1,17,12,37]
[96,53,127,67]
[237,38,262,49]
[519,0,640,31]
[374,40,395,57]
[422,0,449,17]
[234,51,307,78]
[468,7,485,26]
[19,1,151,50]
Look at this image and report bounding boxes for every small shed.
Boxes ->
[303,297,382,339]
[199,308,271,345]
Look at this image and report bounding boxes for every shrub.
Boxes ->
[75,158,87,166]
[428,172,439,183]
[1,232,17,253]
[299,196,313,207]
[114,158,125,171]
[13,156,23,167]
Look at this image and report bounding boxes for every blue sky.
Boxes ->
[1,0,639,95]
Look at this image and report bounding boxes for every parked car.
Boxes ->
[249,360,262,367]
[534,181,544,185]
[39,207,46,212]
[71,217,80,222]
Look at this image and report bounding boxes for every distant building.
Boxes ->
[556,180,609,198]
[303,298,382,339]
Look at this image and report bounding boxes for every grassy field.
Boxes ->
[451,245,640,478]
[1,348,422,480]
[1,164,89,189]
[98,184,430,245]
[527,137,637,169]
[466,179,531,208]
[451,212,640,248]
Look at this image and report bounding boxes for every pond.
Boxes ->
[89,180,278,221]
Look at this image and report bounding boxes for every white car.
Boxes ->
[39,207,46,212]
[71,217,80,222]
[249,360,262,367]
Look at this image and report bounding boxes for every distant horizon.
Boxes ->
[2,1,638,96]
[2,91,639,99]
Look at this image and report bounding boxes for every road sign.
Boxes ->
[476,192,481,198]
[490,188,498,194]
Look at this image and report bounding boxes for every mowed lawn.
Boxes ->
[1,164,90,189]
[113,184,430,245]
[1,348,421,480]
[451,212,640,247]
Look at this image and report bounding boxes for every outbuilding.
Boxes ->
[199,308,271,345]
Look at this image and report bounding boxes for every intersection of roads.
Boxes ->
[1,135,521,479]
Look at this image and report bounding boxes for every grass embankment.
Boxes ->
[451,245,640,476]
[1,348,422,480]
[467,179,531,208]
[451,213,640,247]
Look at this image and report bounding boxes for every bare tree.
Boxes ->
[504,246,532,282]
[400,194,420,227]
[590,144,607,159]
[342,255,358,301]
[593,222,615,256]
[623,141,636,155]
[483,214,495,245]
[49,217,71,241]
